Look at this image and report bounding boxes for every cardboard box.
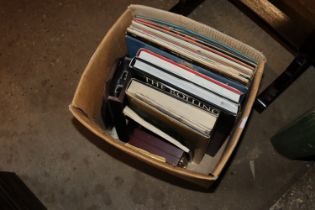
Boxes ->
[69,5,266,187]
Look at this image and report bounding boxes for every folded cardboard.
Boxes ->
[69,4,266,187]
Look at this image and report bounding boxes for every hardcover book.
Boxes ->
[133,18,255,75]
[127,20,252,84]
[126,79,218,162]
[133,18,255,71]
[103,56,132,141]
[123,106,190,153]
[136,48,244,103]
[130,57,240,115]
[125,34,249,94]
[135,16,257,67]
[128,128,187,166]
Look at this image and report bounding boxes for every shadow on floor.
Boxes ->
[71,112,255,193]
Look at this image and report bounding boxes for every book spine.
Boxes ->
[132,70,220,118]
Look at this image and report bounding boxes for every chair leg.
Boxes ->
[255,54,312,113]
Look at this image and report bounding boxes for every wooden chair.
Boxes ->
[229,0,315,112]
[171,0,315,113]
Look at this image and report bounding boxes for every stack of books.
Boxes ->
[102,16,258,168]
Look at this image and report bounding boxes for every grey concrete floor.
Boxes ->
[270,162,315,210]
[1,0,315,209]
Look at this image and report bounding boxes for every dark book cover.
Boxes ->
[129,127,186,166]
[101,56,132,141]
[207,112,236,156]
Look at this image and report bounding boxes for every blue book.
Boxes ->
[125,35,248,94]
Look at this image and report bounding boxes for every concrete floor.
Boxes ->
[1,0,314,209]
[270,163,315,210]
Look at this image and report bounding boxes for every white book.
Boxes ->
[137,49,242,103]
[126,80,218,136]
[123,106,190,153]
[132,58,239,115]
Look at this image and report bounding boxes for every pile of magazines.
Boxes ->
[102,16,258,170]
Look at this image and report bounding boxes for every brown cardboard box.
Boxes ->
[69,5,266,187]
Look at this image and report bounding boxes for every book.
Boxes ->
[128,128,187,166]
[136,48,244,103]
[125,143,167,163]
[130,57,240,115]
[125,34,249,94]
[207,112,236,156]
[134,18,255,75]
[135,16,257,68]
[108,57,132,97]
[101,59,120,127]
[123,106,190,153]
[126,79,218,136]
[137,73,220,115]
[103,57,132,141]
[126,79,218,163]
[107,96,129,141]
[127,21,251,84]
